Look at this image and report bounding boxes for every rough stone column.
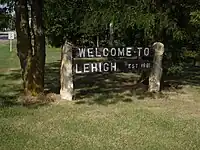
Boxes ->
[60,41,73,100]
[148,42,164,92]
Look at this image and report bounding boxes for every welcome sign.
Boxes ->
[73,47,154,74]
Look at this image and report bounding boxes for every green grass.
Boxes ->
[1,95,200,150]
[1,41,200,149]
[0,41,19,69]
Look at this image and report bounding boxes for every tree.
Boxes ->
[0,4,14,30]
[15,0,45,96]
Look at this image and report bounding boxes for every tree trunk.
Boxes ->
[60,41,73,101]
[15,0,45,95]
[148,42,164,92]
[15,0,34,95]
[31,0,46,93]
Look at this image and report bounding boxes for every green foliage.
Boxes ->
[167,63,184,76]
[184,50,199,58]
[44,0,89,46]
[44,0,200,47]
[190,11,200,26]
[0,7,12,30]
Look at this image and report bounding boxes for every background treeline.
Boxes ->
[44,0,200,73]
[2,0,200,63]
[1,0,200,94]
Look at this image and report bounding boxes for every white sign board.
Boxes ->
[8,32,14,40]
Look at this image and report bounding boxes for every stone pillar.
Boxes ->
[148,42,164,92]
[60,41,73,100]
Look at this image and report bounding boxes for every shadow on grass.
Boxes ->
[0,69,52,108]
[45,61,200,105]
[1,61,200,107]
[44,60,60,94]
[45,61,168,105]
[181,67,200,86]
[0,69,22,107]
[74,73,142,104]
[161,66,200,89]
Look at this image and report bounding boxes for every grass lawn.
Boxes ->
[1,41,200,150]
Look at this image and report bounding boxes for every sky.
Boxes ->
[0,4,7,8]
[0,3,15,16]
